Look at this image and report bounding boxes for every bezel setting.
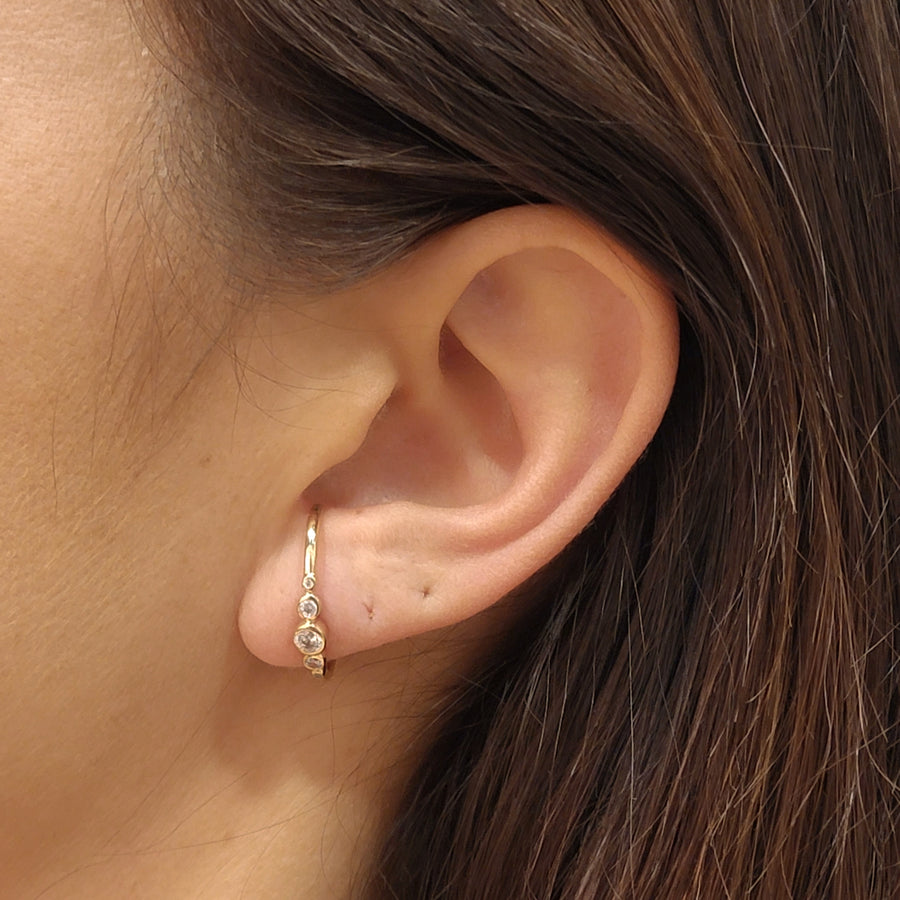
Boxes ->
[293,624,326,656]
[297,594,320,619]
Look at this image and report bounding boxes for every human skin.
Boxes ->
[0,3,426,894]
[0,2,677,896]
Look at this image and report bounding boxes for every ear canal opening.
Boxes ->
[306,322,523,510]
[437,322,467,373]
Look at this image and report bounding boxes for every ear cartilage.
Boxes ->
[293,506,327,678]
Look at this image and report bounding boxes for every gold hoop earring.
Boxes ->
[293,506,327,678]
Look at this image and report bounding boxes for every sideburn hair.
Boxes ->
[145,1,900,896]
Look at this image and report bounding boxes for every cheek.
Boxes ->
[0,2,154,327]
[0,0,163,529]
[0,0,244,859]
[0,208,249,867]
[0,2,161,632]
[0,1,390,872]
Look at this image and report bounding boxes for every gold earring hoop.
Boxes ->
[293,506,327,678]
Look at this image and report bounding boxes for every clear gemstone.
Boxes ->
[293,626,325,655]
[302,574,316,591]
[304,655,325,671]
[297,594,319,619]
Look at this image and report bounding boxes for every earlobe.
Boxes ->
[238,206,678,669]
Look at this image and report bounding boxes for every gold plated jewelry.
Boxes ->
[293,506,327,678]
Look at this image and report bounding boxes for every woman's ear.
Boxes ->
[238,205,678,666]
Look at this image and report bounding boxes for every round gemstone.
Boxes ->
[302,574,316,591]
[293,625,325,655]
[304,655,325,672]
[297,594,320,619]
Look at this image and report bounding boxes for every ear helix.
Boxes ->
[292,506,328,679]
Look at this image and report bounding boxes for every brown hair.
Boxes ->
[146,1,900,895]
